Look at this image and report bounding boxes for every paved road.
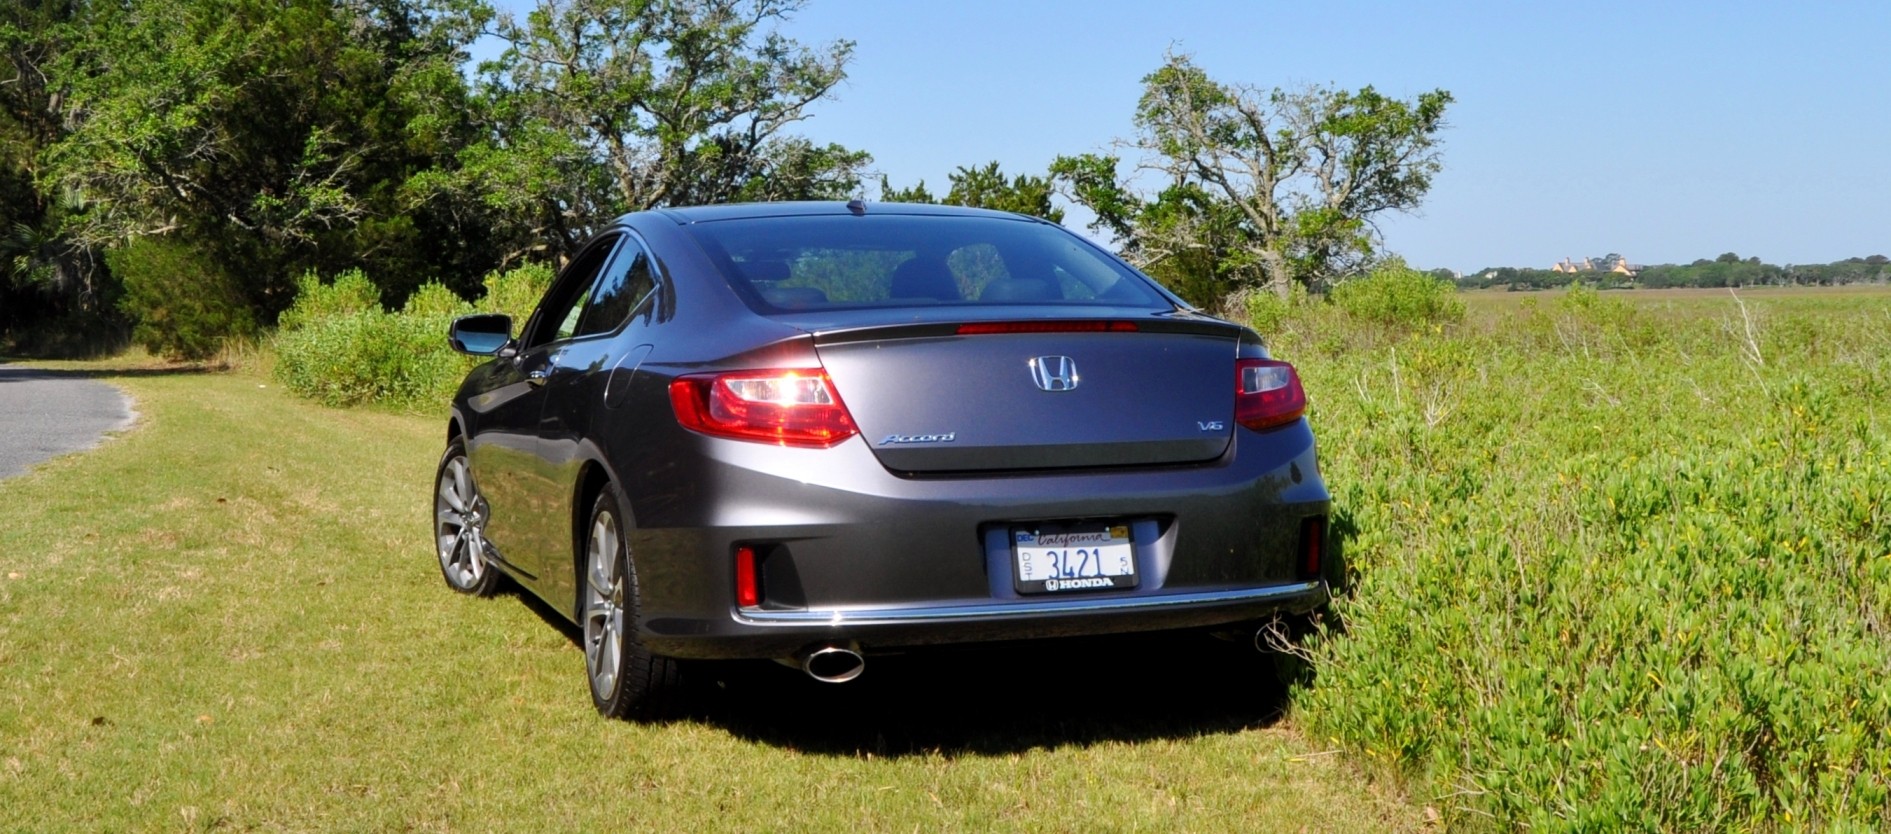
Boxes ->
[0,366,137,480]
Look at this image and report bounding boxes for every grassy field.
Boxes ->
[0,356,1417,831]
[6,284,1886,831]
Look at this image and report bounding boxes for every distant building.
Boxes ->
[1552,255,1643,277]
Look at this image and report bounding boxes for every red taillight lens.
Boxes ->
[1235,359,1307,431]
[669,369,859,447]
[955,321,1139,335]
[734,545,760,608]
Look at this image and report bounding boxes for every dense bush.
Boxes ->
[1262,286,1891,829]
[276,269,380,332]
[478,262,554,327]
[108,237,257,361]
[274,271,476,410]
[1328,259,1465,329]
[1243,284,1311,337]
[272,263,553,410]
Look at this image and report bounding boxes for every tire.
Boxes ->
[581,483,683,719]
[434,438,502,597]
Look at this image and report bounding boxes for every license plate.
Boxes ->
[1013,523,1137,594]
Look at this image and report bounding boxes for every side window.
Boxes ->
[573,239,658,338]
[523,234,620,349]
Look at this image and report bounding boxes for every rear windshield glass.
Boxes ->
[681,214,1173,312]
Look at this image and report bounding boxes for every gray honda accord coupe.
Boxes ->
[435,201,1330,719]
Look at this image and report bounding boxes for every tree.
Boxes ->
[938,161,1063,222]
[878,161,1063,222]
[432,0,869,263]
[877,175,937,205]
[1051,52,1452,305]
[0,0,116,350]
[40,0,496,356]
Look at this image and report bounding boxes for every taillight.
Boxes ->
[668,369,859,447]
[1235,358,1307,430]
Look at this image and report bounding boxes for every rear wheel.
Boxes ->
[582,484,682,719]
[434,439,501,596]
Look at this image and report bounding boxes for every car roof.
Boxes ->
[650,201,1043,225]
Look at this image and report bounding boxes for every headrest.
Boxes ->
[743,260,791,283]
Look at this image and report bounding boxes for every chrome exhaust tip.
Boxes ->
[797,643,865,683]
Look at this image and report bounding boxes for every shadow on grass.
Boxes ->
[507,584,1294,758]
[697,633,1294,758]
[0,363,222,381]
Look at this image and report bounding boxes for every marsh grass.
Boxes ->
[0,358,1417,832]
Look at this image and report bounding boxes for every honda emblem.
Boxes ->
[1029,355,1079,391]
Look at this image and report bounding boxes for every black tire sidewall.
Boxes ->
[587,484,681,719]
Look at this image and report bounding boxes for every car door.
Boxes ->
[531,233,664,612]
[471,232,624,579]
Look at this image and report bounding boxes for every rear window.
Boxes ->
[681,214,1172,312]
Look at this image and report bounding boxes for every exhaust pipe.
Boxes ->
[796,642,865,683]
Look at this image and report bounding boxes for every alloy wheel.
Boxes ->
[583,507,626,702]
[435,452,491,592]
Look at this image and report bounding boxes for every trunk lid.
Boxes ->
[814,319,1240,473]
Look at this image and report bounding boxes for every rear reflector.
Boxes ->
[734,545,760,608]
[1235,358,1307,430]
[669,369,859,447]
[1300,516,1325,579]
[955,321,1139,335]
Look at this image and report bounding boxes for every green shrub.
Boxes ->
[273,263,557,411]
[1329,259,1465,329]
[273,270,475,410]
[402,281,476,318]
[1295,292,1891,829]
[108,237,257,361]
[1245,284,1311,336]
[480,263,554,326]
[1506,283,1672,360]
[277,269,380,332]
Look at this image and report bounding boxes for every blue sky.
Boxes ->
[482,1,1891,272]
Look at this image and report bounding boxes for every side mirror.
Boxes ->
[449,313,514,357]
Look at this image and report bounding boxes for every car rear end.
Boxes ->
[620,205,1330,660]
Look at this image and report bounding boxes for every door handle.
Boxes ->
[527,369,550,387]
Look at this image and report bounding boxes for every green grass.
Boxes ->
[0,358,1418,831]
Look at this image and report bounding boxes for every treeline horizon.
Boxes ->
[4,0,1462,359]
[1443,252,1890,291]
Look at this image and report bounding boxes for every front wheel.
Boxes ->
[434,439,501,597]
[581,484,683,719]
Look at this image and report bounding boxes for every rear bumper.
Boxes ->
[613,416,1331,660]
[646,580,1327,659]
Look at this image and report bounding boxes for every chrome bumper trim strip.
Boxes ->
[736,581,1324,625]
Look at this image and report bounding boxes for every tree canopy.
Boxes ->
[878,161,1063,222]
[417,0,870,264]
[1052,52,1452,307]
[5,0,872,358]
